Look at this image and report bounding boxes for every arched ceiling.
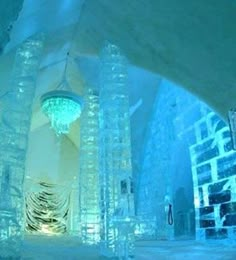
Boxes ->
[0,0,23,53]
[74,0,236,119]
[0,0,236,147]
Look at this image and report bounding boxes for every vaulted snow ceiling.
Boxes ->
[0,0,236,148]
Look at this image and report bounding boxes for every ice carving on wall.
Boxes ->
[0,34,43,257]
[99,43,135,259]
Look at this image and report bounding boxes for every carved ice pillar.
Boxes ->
[0,35,43,257]
[99,43,135,259]
[79,88,100,244]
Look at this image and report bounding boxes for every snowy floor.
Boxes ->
[22,236,236,259]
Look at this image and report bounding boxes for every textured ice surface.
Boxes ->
[0,35,43,257]
[22,236,236,260]
[136,78,236,241]
[99,43,135,258]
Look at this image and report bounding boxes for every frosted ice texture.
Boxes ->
[99,43,135,259]
[79,88,100,244]
[137,81,176,240]
[0,35,43,257]
[136,82,211,240]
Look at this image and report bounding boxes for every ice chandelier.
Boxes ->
[41,54,83,136]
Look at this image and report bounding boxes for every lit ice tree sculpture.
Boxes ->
[99,43,135,259]
[0,35,44,258]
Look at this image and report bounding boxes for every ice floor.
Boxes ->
[22,236,236,259]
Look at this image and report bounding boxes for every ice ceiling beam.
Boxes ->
[75,0,236,119]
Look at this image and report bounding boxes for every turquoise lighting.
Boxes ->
[41,90,83,135]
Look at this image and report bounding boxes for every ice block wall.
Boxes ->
[99,43,135,258]
[136,80,176,240]
[171,88,202,238]
[0,35,43,257]
[79,88,100,244]
[136,77,236,241]
[190,109,236,240]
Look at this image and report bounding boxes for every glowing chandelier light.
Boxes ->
[40,2,85,136]
[41,56,83,136]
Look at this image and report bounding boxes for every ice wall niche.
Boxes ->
[99,43,135,259]
[0,35,44,257]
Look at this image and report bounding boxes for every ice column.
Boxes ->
[0,35,43,257]
[99,43,135,259]
[79,88,100,244]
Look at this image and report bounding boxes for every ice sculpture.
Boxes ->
[0,35,43,257]
[99,43,135,259]
[25,181,71,235]
[79,88,100,244]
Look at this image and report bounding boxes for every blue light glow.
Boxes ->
[41,90,83,135]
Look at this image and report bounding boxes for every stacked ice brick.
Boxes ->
[169,83,236,240]
[99,43,135,258]
[79,88,100,244]
[190,109,236,240]
[0,35,43,257]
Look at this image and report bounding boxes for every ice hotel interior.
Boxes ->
[0,0,236,259]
